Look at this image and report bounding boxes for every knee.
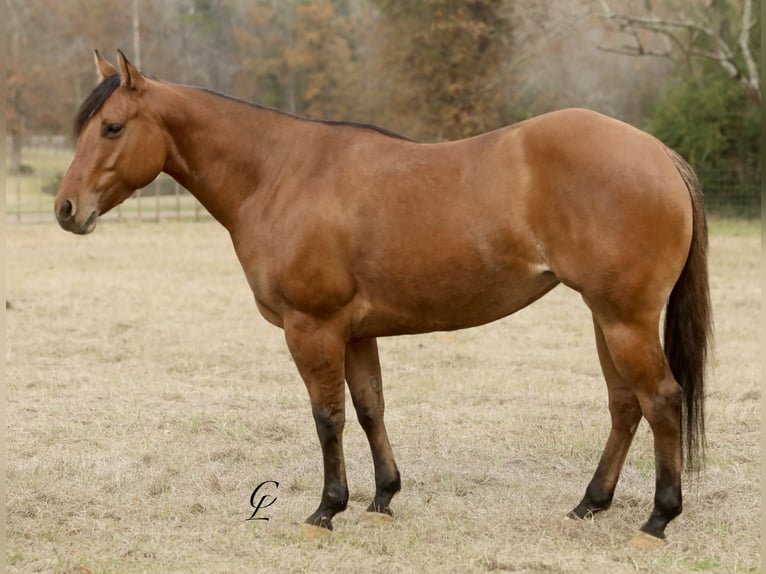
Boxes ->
[353,390,384,434]
[313,407,344,445]
[354,404,375,434]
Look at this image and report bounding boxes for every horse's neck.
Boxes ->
[157,84,306,231]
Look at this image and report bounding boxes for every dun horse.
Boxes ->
[55,51,711,547]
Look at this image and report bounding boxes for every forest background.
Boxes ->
[6,0,761,215]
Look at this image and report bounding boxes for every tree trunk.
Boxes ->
[9,94,25,173]
[10,130,23,174]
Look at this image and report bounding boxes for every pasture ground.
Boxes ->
[6,219,760,573]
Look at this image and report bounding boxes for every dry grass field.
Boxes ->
[6,219,760,573]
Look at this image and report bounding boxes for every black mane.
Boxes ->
[320,118,415,142]
[74,73,121,136]
[73,75,415,142]
[198,87,416,142]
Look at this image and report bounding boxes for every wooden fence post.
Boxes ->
[38,176,43,218]
[175,181,180,220]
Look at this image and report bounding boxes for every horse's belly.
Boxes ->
[350,265,559,338]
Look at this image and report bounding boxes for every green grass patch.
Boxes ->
[708,217,761,237]
[677,557,722,571]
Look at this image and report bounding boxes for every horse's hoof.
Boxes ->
[630,531,665,550]
[559,514,579,526]
[360,511,394,524]
[301,523,332,540]
[557,513,585,533]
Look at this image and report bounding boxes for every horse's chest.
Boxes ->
[233,233,356,325]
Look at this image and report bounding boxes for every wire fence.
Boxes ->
[5,157,761,224]
[696,167,761,219]
[7,172,213,225]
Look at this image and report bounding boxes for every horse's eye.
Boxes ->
[102,123,124,138]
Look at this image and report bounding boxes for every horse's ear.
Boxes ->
[94,50,117,82]
[116,49,146,91]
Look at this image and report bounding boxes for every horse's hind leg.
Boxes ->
[590,312,684,545]
[345,338,401,519]
[570,316,642,519]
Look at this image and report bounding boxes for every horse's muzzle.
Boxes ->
[55,198,98,235]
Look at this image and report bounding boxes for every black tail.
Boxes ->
[664,148,713,473]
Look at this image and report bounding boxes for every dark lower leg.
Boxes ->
[572,318,642,519]
[639,460,682,538]
[366,435,401,515]
[570,413,639,518]
[345,339,401,515]
[638,381,683,539]
[306,406,349,529]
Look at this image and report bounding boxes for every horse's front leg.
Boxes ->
[284,314,348,535]
[345,338,401,520]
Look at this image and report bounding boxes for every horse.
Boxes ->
[55,51,711,547]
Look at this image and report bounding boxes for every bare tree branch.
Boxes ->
[738,0,760,101]
[596,0,760,105]
[481,3,592,97]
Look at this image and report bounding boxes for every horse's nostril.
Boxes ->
[59,199,74,221]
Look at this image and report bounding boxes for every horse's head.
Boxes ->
[55,50,167,234]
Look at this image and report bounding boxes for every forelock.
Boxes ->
[74,74,121,137]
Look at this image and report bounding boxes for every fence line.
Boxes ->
[695,167,761,218]
[7,173,213,225]
[6,164,761,224]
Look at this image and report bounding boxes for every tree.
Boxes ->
[593,0,760,215]
[232,0,361,118]
[173,0,239,91]
[6,0,135,170]
[6,0,30,173]
[231,0,293,108]
[649,64,760,214]
[287,0,361,119]
[595,0,760,106]
[6,0,61,172]
[372,0,509,141]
